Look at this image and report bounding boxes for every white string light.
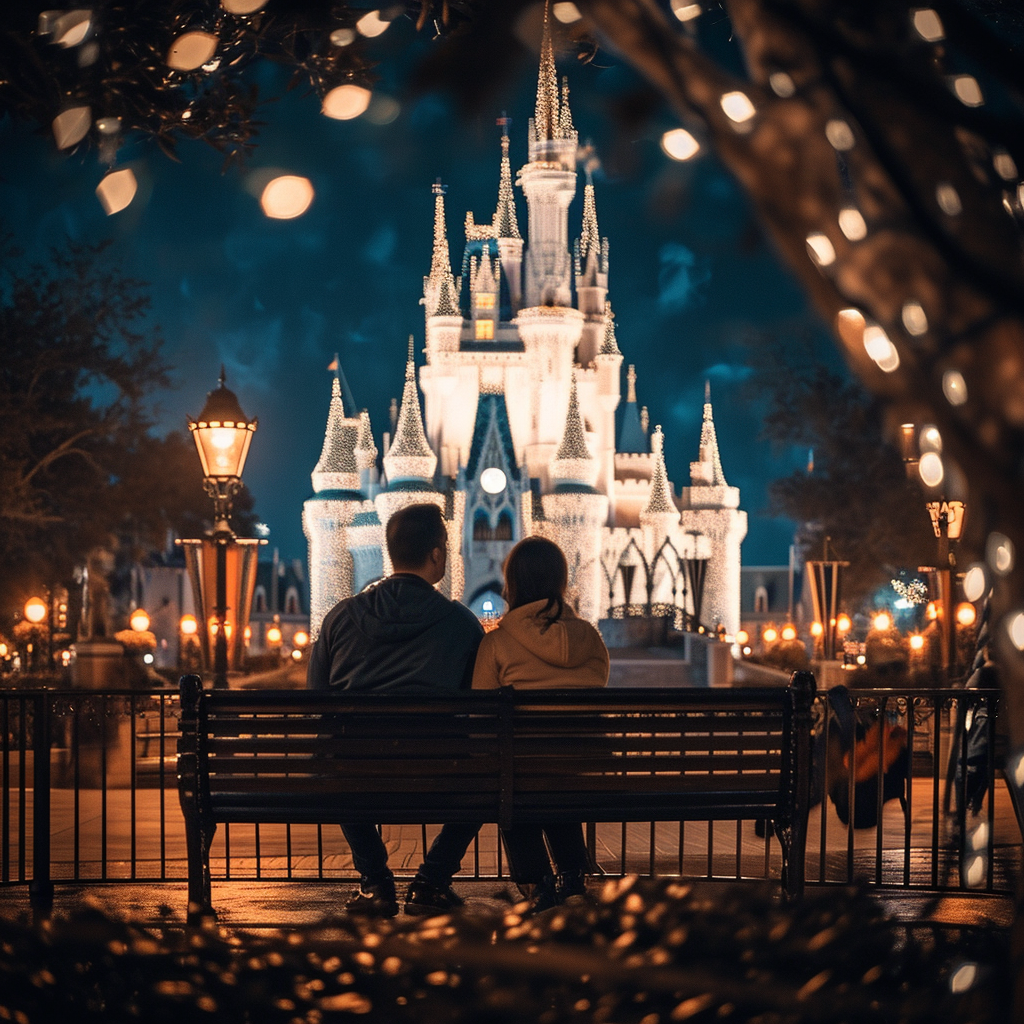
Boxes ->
[769,72,795,97]
[661,128,700,161]
[805,233,835,266]
[942,369,968,405]
[825,119,855,150]
[720,91,756,125]
[950,75,984,107]
[911,8,944,42]
[901,301,928,335]
[322,84,371,120]
[987,533,1015,576]
[936,182,962,215]
[838,207,867,241]
[918,451,943,487]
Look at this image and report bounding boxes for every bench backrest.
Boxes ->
[178,679,816,829]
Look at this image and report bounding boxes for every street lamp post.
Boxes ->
[187,368,258,689]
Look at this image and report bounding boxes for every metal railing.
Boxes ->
[1,684,1018,917]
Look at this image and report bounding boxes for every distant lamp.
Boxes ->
[781,624,798,642]
[24,598,47,625]
[956,602,977,628]
[293,630,310,648]
[762,626,778,644]
[909,634,926,652]
[180,614,198,636]
[810,621,824,638]
[872,611,892,631]
[130,609,150,633]
[480,467,507,495]
[836,614,852,634]
[291,649,303,662]
[735,630,749,645]
[266,625,283,646]
[0,643,8,658]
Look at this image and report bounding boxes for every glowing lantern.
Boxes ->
[96,168,138,215]
[810,622,824,638]
[167,31,219,71]
[266,625,283,645]
[872,612,892,631]
[956,603,977,627]
[762,626,778,644]
[293,630,310,648]
[836,614,852,634]
[781,624,798,642]
[661,128,700,161]
[180,615,198,636]
[260,175,314,219]
[909,634,925,651]
[322,84,372,120]
[24,598,47,625]
[130,609,150,633]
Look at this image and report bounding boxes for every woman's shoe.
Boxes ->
[557,868,588,902]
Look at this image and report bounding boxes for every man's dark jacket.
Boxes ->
[306,574,484,693]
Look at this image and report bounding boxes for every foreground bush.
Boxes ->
[0,879,1008,1022]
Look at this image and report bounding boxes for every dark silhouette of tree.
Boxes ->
[0,236,254,627]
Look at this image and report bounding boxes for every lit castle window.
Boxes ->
[476,292,495,310]
[475,319,494,339]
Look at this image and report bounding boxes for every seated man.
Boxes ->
[306,502,484,916]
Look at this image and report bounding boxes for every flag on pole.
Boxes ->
[327,356,339,371]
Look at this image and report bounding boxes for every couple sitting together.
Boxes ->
[306,502,609,917]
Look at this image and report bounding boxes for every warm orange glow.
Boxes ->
[180,614,198,636]
[956,602,977,627]
[781,624,798,642]
[810,621,824,638]
[244,625,252,641]
[291,649,303,662]
[0,642,8,657]
[926,601,939,621]
[475,319,494,340]
[293,630,310,648]
[836,614,852,634]
[260,175,314,219]
[872,612,892,631]
[735,630,749,645]
[24,598,47,624]
[322,84,372,120]
[129,609,150,633]
[267,625,283,645]
[909,634,925,651]
[762,626,778,644]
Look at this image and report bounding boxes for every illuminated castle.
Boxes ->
[304,10,746,639]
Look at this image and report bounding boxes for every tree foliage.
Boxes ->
[746,332,937,602]
[0,237,254,626]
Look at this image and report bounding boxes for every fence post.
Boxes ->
[30,693,53,922]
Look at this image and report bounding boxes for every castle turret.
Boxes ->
[494,126,523,313]
[639,426,680,550]
[303,372,381,637]
[679,382,747,634]
[382,336,438,486]
[542,372,609,622]
[423,182,462,356]
[574,175,610,365]
[592,301,622,520]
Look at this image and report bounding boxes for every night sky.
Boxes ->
[1,13,828,569]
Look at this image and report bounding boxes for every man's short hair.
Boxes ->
[386,503,447,569]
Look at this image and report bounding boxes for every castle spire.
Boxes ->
[558,76,575,137]
[354,408,378,473]
[383,336,437,483]
[312,374,360,493]
[494,130,521,239]
[696,380,727,486]
[579,178,600,268]
[550,372,597,485]
[534,0,559,142]
[597,300,620,356]
[627,364,637,404]
[425,180,459,317]
[641,426,678,520]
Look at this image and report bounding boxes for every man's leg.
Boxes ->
[542,822,590,875]
[341,823,397,914]
[415,822,481,888]
[500,825,553,884]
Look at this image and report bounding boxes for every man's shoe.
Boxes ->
[346,885,399,918]
[557,869,588,903]
[523,874,560,916]
[404,879,465,915]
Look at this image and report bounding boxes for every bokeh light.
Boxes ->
[260,175,314,219]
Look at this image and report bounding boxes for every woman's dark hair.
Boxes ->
[503,537,568,626]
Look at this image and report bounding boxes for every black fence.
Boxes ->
[1,684,1018,916]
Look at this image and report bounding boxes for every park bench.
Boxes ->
[176,671,817,921]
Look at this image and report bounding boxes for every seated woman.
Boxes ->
[472,537,610,911]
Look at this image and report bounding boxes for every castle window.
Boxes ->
[285,588,300,616]
[754,586,769,614]
[475,319,494,340]
[475,292,495,310]
[473,514,494,541]
[254,588,267,613]
[494,511,513,541]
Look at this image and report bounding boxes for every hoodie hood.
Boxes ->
[498,600,598,670]
[348,574,452,643]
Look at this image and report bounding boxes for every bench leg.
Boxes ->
[184,815,217,924]
[773,821,806,900]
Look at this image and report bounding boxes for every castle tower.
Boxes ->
[520,2,578,309]
[302,372,381,638]
[494,124,524,313]
[678,382,747,634]
[639,426,681,553]
[591,301,622,519]
[574,175,610,366]
[542,373,609,622]
[375,337,464,599]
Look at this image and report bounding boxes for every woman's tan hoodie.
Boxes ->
[471,600,610,690]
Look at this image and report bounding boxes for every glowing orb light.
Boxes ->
[261,175,314,219]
